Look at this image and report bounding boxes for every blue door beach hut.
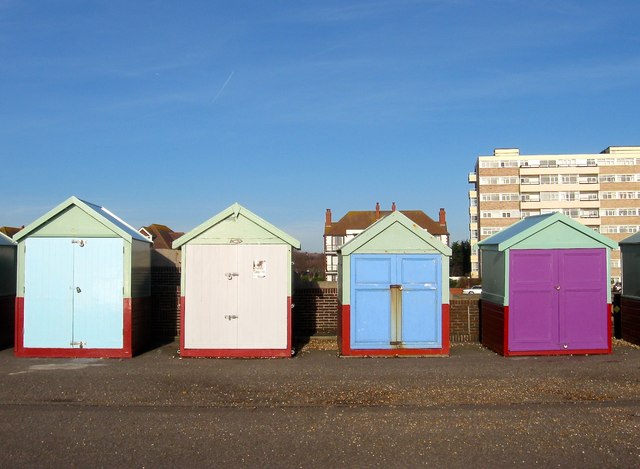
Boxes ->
[0,232,16,348]
[619,232,640,345]
[173,203,300,358]
[14,197,151,358]
[479,213,616,356]
[337,210,452,356]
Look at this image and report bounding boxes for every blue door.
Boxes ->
[350,254,442,349]
[24,237,123,349]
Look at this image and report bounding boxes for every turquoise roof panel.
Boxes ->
[478,212,617,251]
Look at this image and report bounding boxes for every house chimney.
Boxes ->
[325,209,332,225]
[439,208,446,226]
[391,202,396,212]
[375,202,380,219]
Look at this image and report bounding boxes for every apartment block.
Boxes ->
[324,203,449,281]
[468,146,640,281]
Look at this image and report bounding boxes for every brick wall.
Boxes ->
[150,267,181,341]
[449,296,480,343]
[147,270,481,344]
[292,281,338,337]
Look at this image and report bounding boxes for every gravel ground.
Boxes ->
[0,340,639,467]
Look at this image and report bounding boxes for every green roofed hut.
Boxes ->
[173,203,300,358]
[618,232,640,346]
[14,196,151,358]
[0,232,17,349]
[337,210,452,357]
[478,212,616,357]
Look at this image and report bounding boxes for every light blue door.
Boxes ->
[351,255,393,349]
[350,254,442,349]
[399,256,441,347]
[23,237,123,349]
[73,238,123,348]
[24,238,74,347]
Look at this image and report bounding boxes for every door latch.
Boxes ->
[76,287,82,293]
[226,272,239,280]
[555,285,561,291]
[70,341,85,348]
[224,315,238,320]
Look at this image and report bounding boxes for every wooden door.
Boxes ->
[184,244,238,349]
[350,254,442,350]
[509,249,607,352]
[23,237,123,349]
[184,244,289,350]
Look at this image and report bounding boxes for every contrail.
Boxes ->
[212,71,235,103]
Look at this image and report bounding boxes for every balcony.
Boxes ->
[468,172,477,183]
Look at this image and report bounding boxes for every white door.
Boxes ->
[237,244,288,349]
[184,244,238,349]
[184,244,288,350]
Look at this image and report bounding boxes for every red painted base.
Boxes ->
[14,296,150,359]
[482,299,611,357]
[338,303,450,357]
[179,296,293,358]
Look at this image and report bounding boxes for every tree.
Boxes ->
[450,240,471,277]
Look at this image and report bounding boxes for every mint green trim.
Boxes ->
[339,254,350,304]
[338,211,451,256]
[479,212,617,251]
[173,203,300,249]
[14,196,149,244]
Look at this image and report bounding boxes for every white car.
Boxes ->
[462,285,482,294]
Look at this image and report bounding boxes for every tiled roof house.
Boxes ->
[323,202,449,281]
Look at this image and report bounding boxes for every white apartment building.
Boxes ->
[468,146,640,282]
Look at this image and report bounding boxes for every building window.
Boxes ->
[580,209,599,218]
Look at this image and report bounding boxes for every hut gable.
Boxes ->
[339,211,451,256]
[479,212,617,251]
[173,203,300,248]
[14,196,149,243]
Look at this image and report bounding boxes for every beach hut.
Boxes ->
[0,232,17,348]
[14,197,151,358]
[478,212,616,356]
[618,233,640,345]
[337,210,452,356]
[173,203,300,358]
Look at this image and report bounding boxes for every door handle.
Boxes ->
[226,273,239,280]
[76,287,82,293]
[224,315,238,320]
[554,285,561,291]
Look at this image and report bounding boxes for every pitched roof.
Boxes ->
[0,231,16,246]
[14,196,150,243]
[0,226,22,238]
[173,203,301,249]
[338,211,451,256]
[325,210,448,237]
[140,224,184,250]
[619,231,640,245]
[478,212,617,251]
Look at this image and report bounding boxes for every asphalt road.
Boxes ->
[1,340,639,468]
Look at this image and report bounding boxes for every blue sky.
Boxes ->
[2,0,639,252]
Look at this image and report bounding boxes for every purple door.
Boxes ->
[509,249,607,352]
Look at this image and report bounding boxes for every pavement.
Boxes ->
[1,338,639,468]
